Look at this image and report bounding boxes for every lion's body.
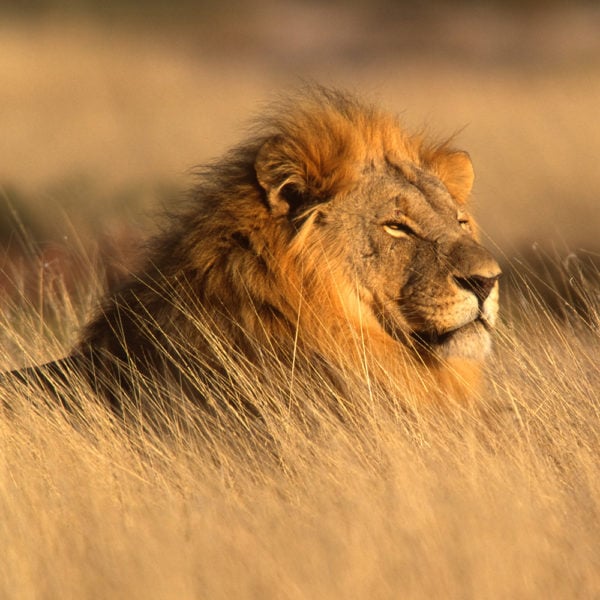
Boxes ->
[12,88,501,413]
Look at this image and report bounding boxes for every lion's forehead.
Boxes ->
[345,167,460,228]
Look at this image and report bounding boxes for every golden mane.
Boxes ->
[252,88,473,206]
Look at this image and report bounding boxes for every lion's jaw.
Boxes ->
[412,317,493,361]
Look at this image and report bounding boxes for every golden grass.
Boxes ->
[1,258,599,599]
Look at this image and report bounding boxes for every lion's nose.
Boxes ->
[454,273,501,303]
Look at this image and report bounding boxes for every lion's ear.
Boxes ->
[255,136,308,217]
[428,150,474,205]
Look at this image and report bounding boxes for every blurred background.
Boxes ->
[1,0,599,305]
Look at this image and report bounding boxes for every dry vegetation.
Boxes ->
[1,4,600,598]
[1,261,600,599]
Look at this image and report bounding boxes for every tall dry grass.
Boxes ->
[1,253,599,599]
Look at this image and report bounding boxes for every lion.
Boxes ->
[6,87,500,417]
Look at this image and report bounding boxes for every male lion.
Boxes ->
[6,87,500,416]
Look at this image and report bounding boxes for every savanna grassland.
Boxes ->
[1,3,600,598]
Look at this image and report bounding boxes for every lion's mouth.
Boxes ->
[411,318,493,360]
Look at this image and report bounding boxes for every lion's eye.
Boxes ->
[458,217,471,232]
[383,222,414,239]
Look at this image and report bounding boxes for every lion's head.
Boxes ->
[252,89,500,378]
[73,87,500,407]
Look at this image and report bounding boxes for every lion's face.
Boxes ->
[312,161,501,362]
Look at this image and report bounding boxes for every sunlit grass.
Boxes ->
[1,252,599,598]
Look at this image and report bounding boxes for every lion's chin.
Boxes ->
[412,319,493,361]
